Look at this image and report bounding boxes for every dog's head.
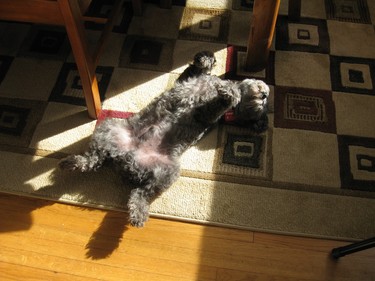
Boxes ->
[235,79,270,121]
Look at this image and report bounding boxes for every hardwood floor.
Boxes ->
[0,193,374,281]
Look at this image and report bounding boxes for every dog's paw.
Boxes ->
[128,192,150,228]
[59,155,80,171]
[129,210,148,228]
[130,218,146,228]
[218,87,241,107]
[193,50,216,72]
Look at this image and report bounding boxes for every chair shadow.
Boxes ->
[0,192,54,233]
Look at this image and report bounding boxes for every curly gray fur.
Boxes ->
[59,63,269,227]
[176,50,216,83]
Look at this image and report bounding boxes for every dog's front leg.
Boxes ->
[195,85,241,125]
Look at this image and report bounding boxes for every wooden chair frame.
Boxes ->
[0,0,122,119]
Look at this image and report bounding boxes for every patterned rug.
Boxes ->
[0,0,374,240]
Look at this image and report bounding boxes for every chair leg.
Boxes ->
[245,0,280,72]
[57,0,102,119]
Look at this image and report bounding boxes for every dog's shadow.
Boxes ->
[31,163,133,259]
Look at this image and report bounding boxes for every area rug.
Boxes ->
[0,0,375,240]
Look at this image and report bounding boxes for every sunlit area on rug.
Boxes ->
[102,48,228,114]
[31,121,95,154]
[25,170,55,192]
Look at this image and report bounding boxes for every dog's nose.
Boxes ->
[261,92,268,100]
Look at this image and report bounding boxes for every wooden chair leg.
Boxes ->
[245,0,280,72]
[57,0,102,119]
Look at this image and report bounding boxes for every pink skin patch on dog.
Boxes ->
[134,144,173,167]
[110,123,172,167]
[111,126,137,151]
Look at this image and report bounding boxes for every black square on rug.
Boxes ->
[223,133,263,168]
[274,86,337,133]
[276,16,330,54]
[49,63,113,106]
[119,35,175,72]
[330,56,375,96]
[338,135,375,192]
[0,98,47,147]
[18,25,71,61]
[325,0,371,24]
[214,124,272,181]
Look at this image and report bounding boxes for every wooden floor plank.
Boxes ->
[0,245,193,281]
[0,262,101,281]
[0,193,374,281]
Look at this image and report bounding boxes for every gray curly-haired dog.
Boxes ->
[59,51,269,227]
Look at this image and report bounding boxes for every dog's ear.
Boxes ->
[238,79,256,95]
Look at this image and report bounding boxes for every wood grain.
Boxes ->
[0,193,374,281]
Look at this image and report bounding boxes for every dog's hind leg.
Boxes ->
[59,149,106,172]
[127,164,180,227]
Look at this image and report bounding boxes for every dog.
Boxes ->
[59,51,270,227]
[176,50,216,83]
[176,51,269,132]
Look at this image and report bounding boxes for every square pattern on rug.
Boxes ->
[119,35,175,72]
[276,16,330,54]
[0,98,47,147]
[225,45,275,85]
[214,124,272,181]
[330,55,375,95]
[18,25,71,61]
[338,135,375,192]
[325,0,371,24]
[49,63,113,106]
[274,86,337,133]
[179,8,230,43]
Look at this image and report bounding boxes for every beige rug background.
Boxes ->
[0,0,375,240]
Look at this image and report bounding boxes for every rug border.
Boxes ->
[0,189,362,242]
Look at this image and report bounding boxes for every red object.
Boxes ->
[223,109,236,123]
[96,110,134,126]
